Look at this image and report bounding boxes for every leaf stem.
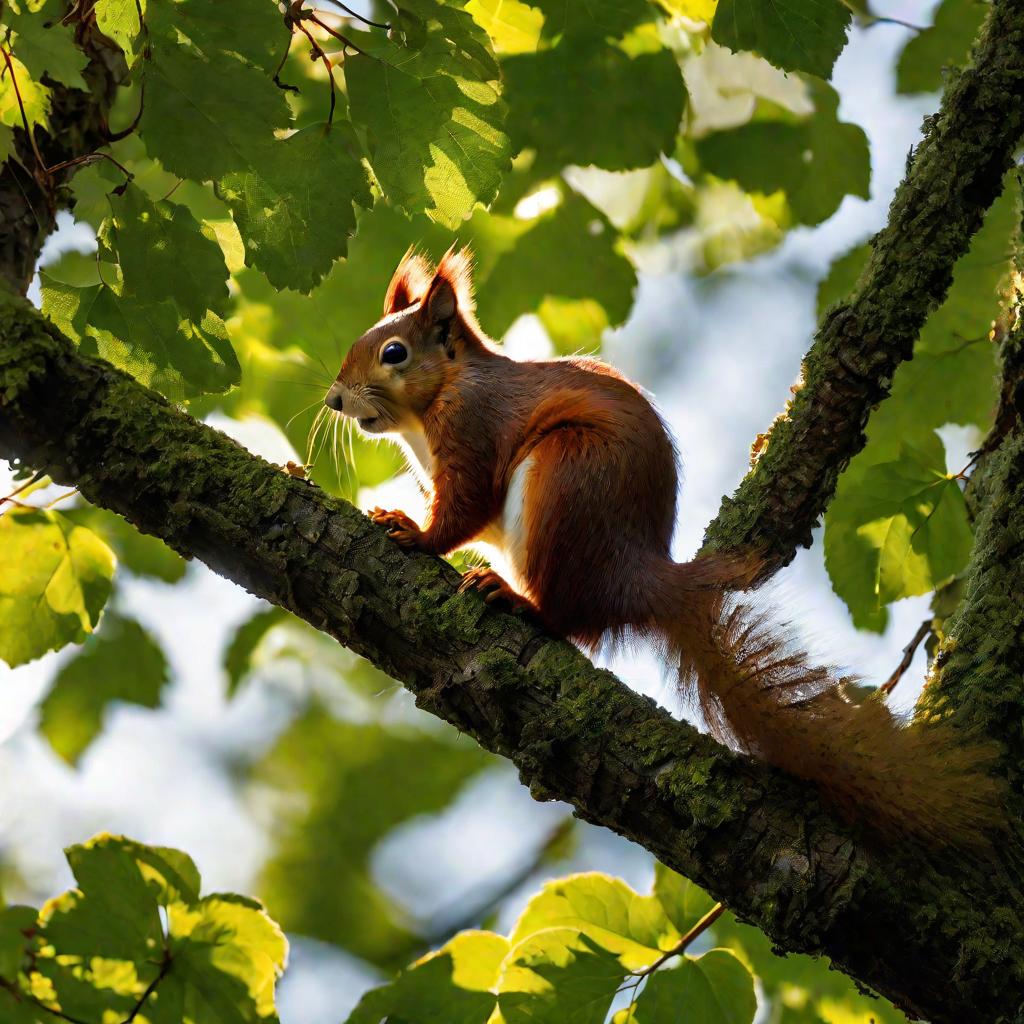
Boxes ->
[880,618,932,696]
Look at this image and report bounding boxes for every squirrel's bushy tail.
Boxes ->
[656,557,1001,846]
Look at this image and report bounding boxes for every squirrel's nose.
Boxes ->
[325,384,345,412]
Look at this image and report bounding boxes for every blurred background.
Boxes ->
[0,0,974,1017]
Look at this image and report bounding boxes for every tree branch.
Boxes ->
[1,300,1022,1022]
[701,0,1024,574]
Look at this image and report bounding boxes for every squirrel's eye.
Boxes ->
[381,341,409,366]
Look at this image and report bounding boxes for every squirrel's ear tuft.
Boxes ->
[420,245,475,327]
[384,248,433,315]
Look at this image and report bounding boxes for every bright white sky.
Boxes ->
[0,5,959,1018]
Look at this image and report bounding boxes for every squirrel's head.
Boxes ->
[325,246,482,434]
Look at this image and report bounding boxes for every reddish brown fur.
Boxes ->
[327,250,1001,847]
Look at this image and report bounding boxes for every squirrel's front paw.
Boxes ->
[370,507,424,550]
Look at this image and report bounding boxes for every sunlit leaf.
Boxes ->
[33,835,286,1024]
[498,929,628,1024]
[94,0,147,65]
[345,0,511,227]
[825,435,973,622]
[0,508,115,668]
[216,123,372,293]
[466,0,543,53]
[42,276,240,400]
[3,0,89,90]
[39,615,170,765]
[652,864,717,935]
[621,949,756,1024]
[509,873,677,969]
[346,931,506,1024]
[63,504,187,584]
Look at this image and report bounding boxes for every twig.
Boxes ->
[880,619,932,696]
[294,20,337,125]
[308,12,371,56]
[105,81,145,142]
[122,955,172,1024]
[0,469,44,505]
[632,903,725,980]
[45,151,134,193]
[0,47,46,173]
[617,902,726,1006]
[320,0,390,31]
[271,21,299,93]
[864,15,924,30]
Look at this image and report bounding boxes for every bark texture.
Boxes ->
[701,0,1024,573]
[2,301,1024,1023]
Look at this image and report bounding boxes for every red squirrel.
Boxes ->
[325,247,999,845]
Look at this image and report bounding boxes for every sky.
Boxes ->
[0,4,956,1018]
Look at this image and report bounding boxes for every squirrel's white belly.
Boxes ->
[478,456,533,592]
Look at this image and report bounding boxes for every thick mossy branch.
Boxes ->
[702,0,1024,571]
[2,300,1023,1023]
[922,297,1024,794]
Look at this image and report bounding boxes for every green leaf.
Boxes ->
[63,504,186,583]
[502,36,686,175]
[0,905,36,982]
[140,12,290,183]
[0,508,115,668]
[94,0,147,65]
[530,0,653,39]
[822,184,1013,627]
[346,931,505,1024]
[104,184,230,319]
[498,929,628,1024]
[345,0,511,226]
[896,0,986,95]
[42,184,237,398]
[697,81,869,226]
[224,607,289,697]
[652,864,717,936]
[255,708,491,967]
[509,872,677,969]
[170,894,287,1022]
[622,949,756,1024]
[216,124,372,293]
[42,276,240,400]
[44,837,166,960]
[39,615,170,765]
[3,0,89,90]
[476,193,636,339]
[150,0,285,73]
[824,435,974,622]
[711,0,851,78]
[35,835,286,1024]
